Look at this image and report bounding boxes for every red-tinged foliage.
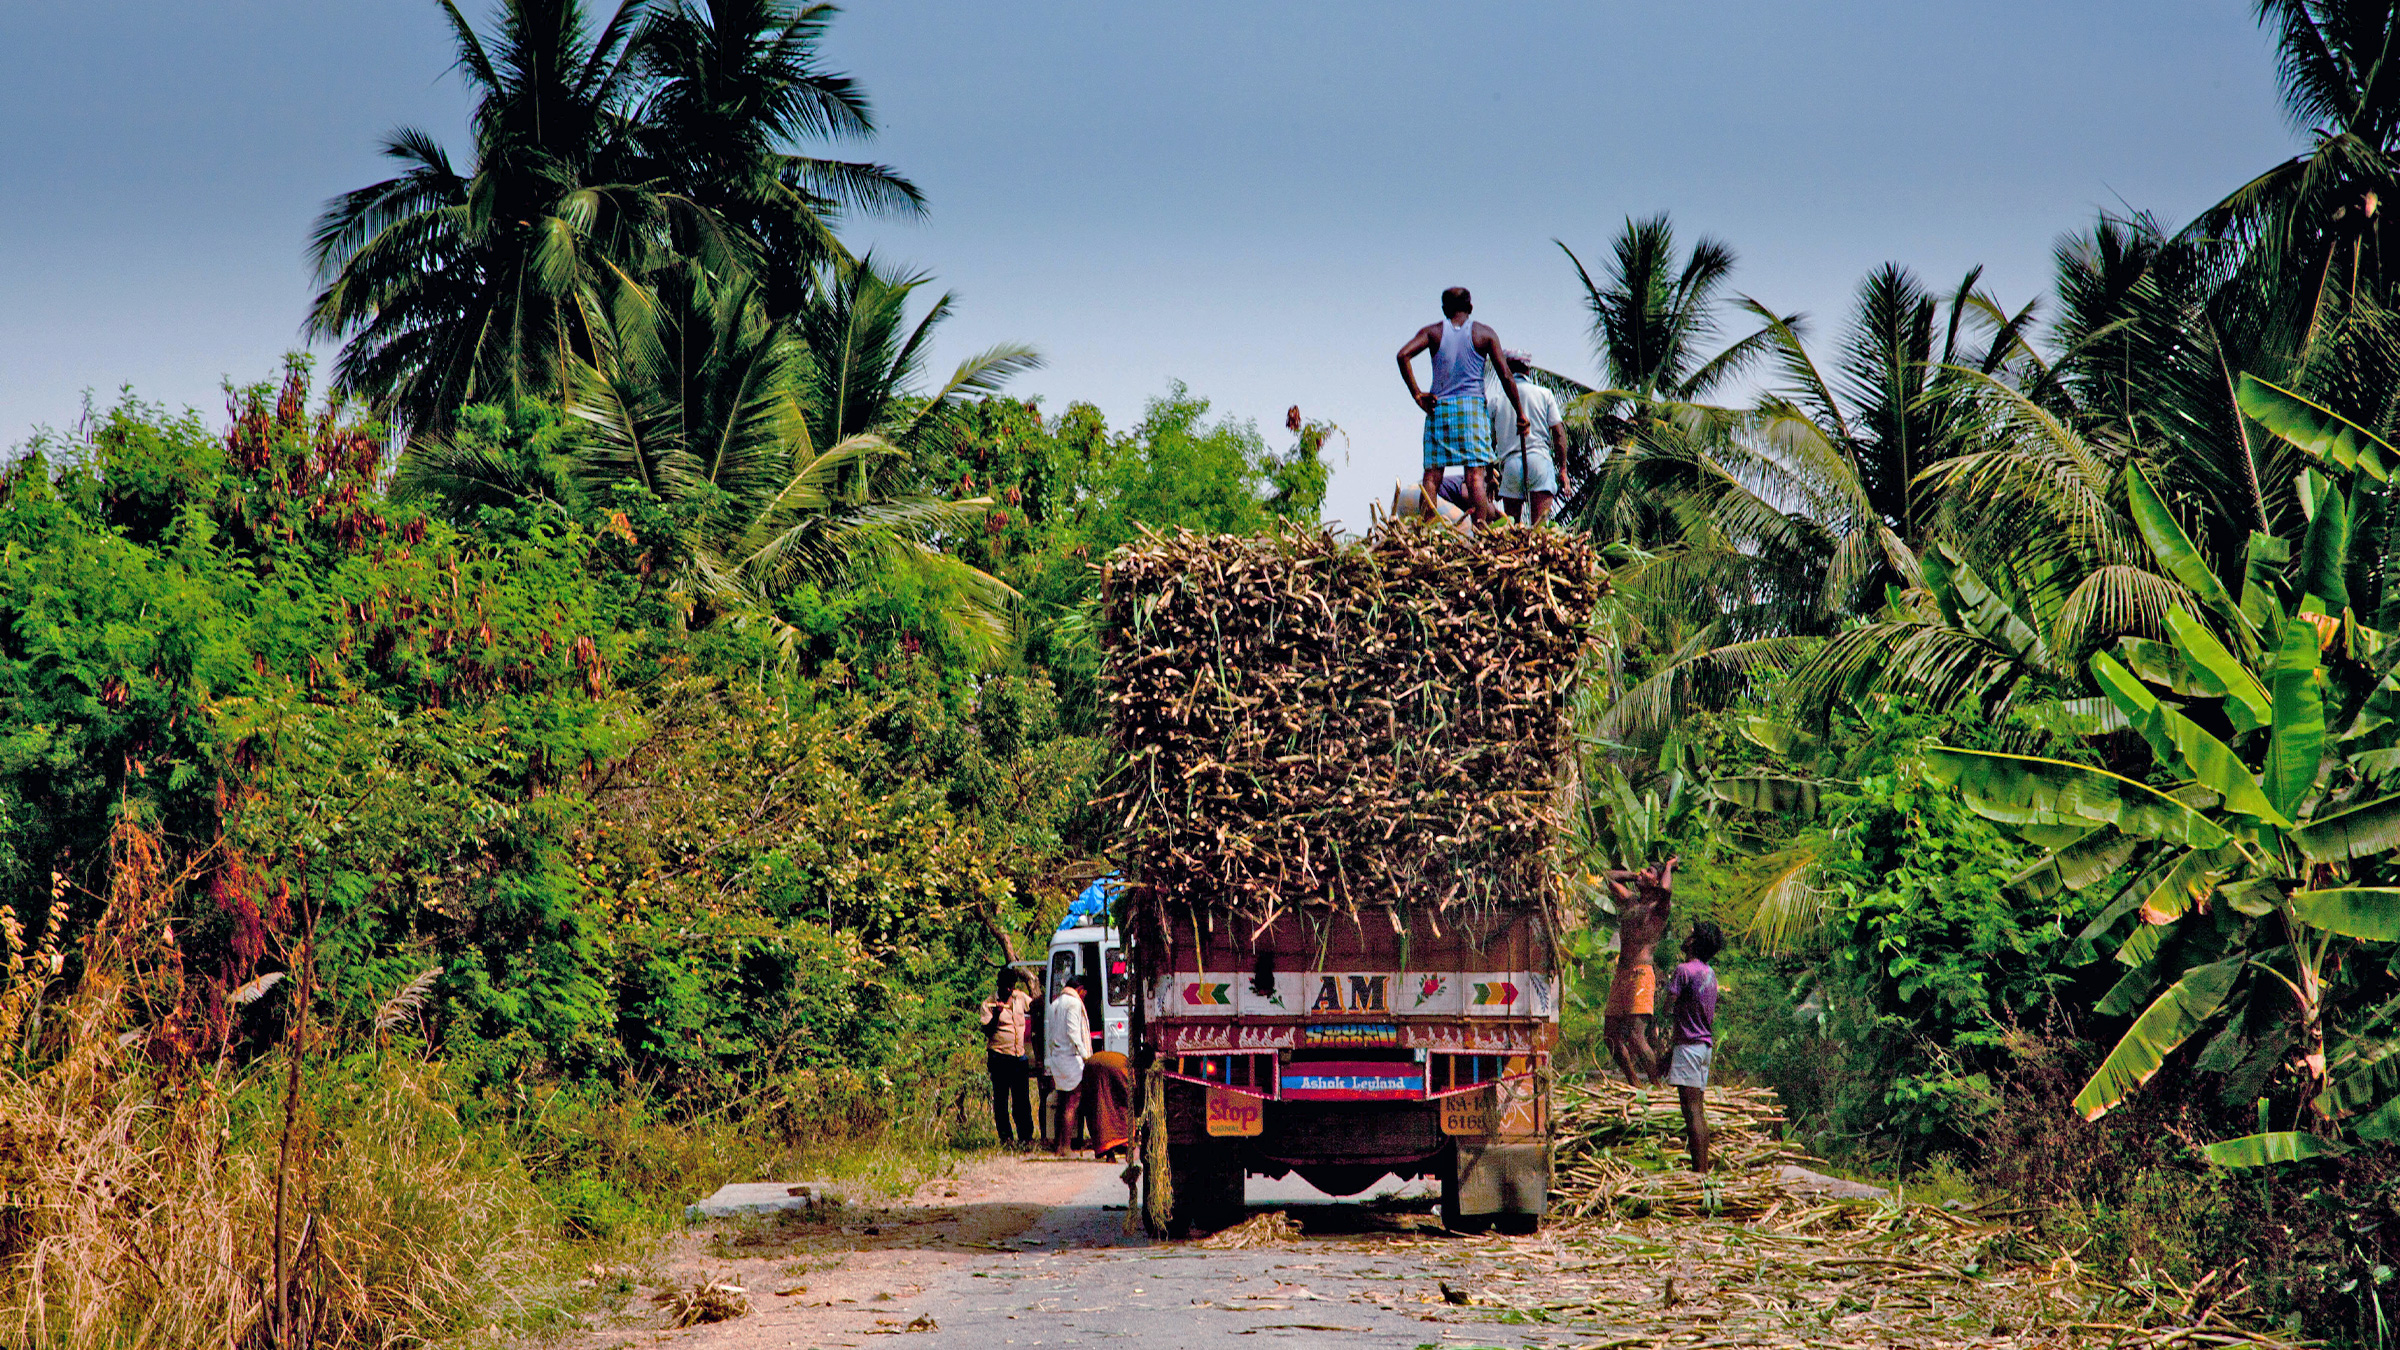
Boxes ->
[220,357,393,558]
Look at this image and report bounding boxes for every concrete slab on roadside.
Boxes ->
[685,1180,843,1221]
[1776,1165,1888,1200]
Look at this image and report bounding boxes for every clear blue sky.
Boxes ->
[0,1,2299,527]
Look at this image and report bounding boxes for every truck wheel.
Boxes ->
[1438,1147,1489,1235]
[1168,1142,1243,1237]
[1494,1212,1540,1236]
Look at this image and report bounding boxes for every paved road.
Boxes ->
[899,1170,1518,1349]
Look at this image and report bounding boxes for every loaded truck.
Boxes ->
[1136,903,1558,1233]
[1100,523,1597,1237]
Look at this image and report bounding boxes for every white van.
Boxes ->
[1036,875,1129,1062]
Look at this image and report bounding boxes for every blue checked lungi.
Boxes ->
[1423,395,1493,469]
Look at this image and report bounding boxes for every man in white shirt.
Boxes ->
[1489,351,1569,525]
[1046,973,1094,1157]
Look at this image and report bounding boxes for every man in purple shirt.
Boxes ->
[1660,921,1723,1172]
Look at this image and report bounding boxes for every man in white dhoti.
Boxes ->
[1046,973,1093,1156]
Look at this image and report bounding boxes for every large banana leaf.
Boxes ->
[2115,916,2172,968]
[2236,372,2399,484]
[2200,1131,2342,1167]
[2263,619,2326,821]
[2289,888,2400,940]
[2297,482,2351,614]
[2359,1096,2400,1142]
[2136,844,2238,925]
[2117,638,2212,696]
[2318,1035,2400,1118]
[2089,655,2289,826]
[2239,532,2293,634]
[2125,464,2252,652]
[2075,957,2243,1120]
[2012,828,2141,899]
[2295,793,2400,862]
[1924,748,2231,848]
[2161,607,2272,732]
[1710,773,1821,815]
[2094,961,2161,1015]
[2066,882,2153,964]
[1944,548,2052,668]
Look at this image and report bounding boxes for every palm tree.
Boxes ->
[2033,214,2310,577]
[1559,215,1774,402]
[633,0,924,319]
[2187,0,2400,404]
[1589,265,2047,741]
[309,0,917,434]
[1550,215,1779,522]
[787,254,1041,478]
[307,0,665,432]
[450,254,1036,651]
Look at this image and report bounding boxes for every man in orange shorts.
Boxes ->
[1602,858,1678,1085]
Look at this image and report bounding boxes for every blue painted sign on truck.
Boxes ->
[1279,1060,1425,1100]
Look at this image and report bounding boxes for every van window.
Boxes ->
[1104,947,1130,1007]
[1049,949,1075,1002]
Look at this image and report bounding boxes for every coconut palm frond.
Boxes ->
[1597,632,1810,744]
[1744,846,1831,952]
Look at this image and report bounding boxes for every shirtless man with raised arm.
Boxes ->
[1397,287,1527,526]
[1602,857,1679,1086]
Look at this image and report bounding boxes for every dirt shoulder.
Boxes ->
[568,1154,1122,1348]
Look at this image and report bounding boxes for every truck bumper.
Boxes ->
[1450,1142,1549,1219]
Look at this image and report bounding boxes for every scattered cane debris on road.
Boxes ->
[579,1080,2313,1349]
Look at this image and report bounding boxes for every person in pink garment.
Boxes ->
[1660,920,1723,1173]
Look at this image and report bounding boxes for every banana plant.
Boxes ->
[1924,462,2400,1162]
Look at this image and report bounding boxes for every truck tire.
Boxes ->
[1168,1142,1244,1237]
[1442,1142,1547,1234]
[1438,1146,1489,1235]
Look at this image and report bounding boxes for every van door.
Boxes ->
[1102,944,1131,1056]
[1080,940,1103,1054]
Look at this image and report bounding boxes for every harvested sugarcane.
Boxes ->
[1100,519,1600,927]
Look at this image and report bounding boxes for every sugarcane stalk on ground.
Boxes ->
[1232,1076,2315,1349]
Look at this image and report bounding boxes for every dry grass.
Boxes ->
[0,1057,553,1348]
[0,819,554,1349]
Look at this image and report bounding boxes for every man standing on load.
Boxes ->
[1490,351,1568,526]
[1397,287,1528,526]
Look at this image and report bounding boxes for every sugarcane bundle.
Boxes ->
[1099,520,1600,924]
[1551,1076,1815,1219]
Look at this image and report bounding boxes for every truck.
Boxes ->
[1100,524,1596,1238]
[1136,903,1558,1234]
